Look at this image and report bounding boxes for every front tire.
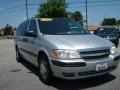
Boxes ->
[38,54,53,84]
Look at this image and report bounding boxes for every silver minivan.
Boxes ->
[15,18,120,84]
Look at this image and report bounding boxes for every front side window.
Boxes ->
[38,18,89,35]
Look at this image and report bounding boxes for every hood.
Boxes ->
[44,34,113,50]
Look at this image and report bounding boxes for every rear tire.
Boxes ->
[16,47,23,62]
[38,53,53,85]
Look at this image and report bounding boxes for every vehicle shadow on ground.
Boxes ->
[20,60,116,90]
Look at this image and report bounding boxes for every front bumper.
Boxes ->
[50,54,120,80]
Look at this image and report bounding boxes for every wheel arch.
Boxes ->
[37,50,53,74]
[37,50,50,64]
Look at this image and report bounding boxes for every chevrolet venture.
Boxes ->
[15,18,120,84]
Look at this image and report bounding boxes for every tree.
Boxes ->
[70,11,83,26]
[36,0,67,18]
[117,20,120,25]
[101,18,117,26]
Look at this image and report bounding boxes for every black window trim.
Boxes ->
[26,19,38,37]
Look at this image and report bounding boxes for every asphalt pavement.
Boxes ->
[0,39,120,90]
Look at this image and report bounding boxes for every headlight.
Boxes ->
[51,50,80,59]
[110,46,117,54]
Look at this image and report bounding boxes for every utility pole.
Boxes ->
[63,0,65,12]
[85,0,88,29]
[64,0,65,3]
[41,0,43,4]
[26,0,28,20]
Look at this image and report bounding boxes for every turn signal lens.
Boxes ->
[51,50,60,58]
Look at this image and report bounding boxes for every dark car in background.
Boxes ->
[118,27,120,37]
[94,27,119,47]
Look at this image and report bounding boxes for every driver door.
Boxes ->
[24,19,38,66]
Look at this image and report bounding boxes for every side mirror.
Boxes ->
[25,31,37,37]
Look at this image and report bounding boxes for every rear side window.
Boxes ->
[16,21,29,36]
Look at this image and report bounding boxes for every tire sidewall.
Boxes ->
[16,47,23,62]
[38,54,53,84]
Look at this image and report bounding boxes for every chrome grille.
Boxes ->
[80,49,110,59]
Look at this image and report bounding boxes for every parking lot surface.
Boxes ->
[0,39,120,90]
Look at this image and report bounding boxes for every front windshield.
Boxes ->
[38,18,90,35]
